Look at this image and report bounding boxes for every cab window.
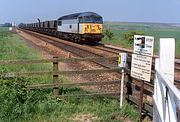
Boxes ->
[79,17,83,23]
[94,17,103,24]
[84,16,93,23]
[83,16,103,23]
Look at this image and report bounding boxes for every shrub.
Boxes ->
[124,31,144,44]
[104,29,114,39]
[0,77,47,121]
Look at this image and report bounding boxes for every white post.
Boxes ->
[159,38,175,83]
[153,38,176,122]
[120,68,125,108]
[159,38,176,122]
[118,53,127,108]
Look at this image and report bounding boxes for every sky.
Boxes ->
[0,0,180,24]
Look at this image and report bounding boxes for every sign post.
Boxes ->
[139,80,144,122]
[131,35,154,121]
[118,53,127,108]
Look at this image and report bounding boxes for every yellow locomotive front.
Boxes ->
[79,16,103,34]
[82,23,102,34]
[77,13,103,42]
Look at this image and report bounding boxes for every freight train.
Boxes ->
[19,12,104,44]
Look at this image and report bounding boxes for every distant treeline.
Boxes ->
[0,23,12,27]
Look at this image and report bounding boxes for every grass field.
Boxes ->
[0,27,139,122]
[102,22,180,57]
[0,27,52,84]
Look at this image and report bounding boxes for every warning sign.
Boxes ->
[131,54,152,82]
[134,35,154,56]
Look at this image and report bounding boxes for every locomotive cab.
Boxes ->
[57,12,103,35]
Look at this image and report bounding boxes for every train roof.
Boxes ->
[58,12,102,20]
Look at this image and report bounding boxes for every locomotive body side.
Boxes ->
[58,19,79,33]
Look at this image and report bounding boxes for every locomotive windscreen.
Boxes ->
[82,16,103,23]
[94,17,103,23]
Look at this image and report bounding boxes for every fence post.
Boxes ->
[53,56,59,96]
[126,54,132,100]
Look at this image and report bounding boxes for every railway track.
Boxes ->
[19,29,118,69]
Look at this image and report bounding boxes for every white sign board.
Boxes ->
[134,35,154,56]
[131,54,152,82]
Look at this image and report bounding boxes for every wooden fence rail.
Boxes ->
[27,80,120,90]
[0,56,118,65]
[0,56,154,117]
[2,68,120,77]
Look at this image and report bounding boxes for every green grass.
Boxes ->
[0,27,52,84]
[103,22,180,57]
[0,27,139,122]
[15,87,139,122]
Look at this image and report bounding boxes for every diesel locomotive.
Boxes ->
[19,12,104,44]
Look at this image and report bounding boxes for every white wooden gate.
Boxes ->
[153,38,180,122]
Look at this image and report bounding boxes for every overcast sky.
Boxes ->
[0,0,180,24]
